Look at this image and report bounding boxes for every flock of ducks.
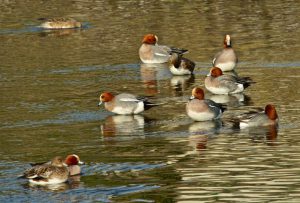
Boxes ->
[100,33,278,127]
[21,18,279,185]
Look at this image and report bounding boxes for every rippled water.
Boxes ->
[1,0,300,202]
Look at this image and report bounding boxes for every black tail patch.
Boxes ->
[143,101,159,111]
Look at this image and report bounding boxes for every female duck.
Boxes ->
[22,156,69,185]
[39,18,82,29]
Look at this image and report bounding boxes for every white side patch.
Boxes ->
[155,53,168,57]
[205,85,230,95]
[120,98,140,102]
[187,110,215,121]
[215,62,236,71]
[133,101,144,114]
[170,65,191,75]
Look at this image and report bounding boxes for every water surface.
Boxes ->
[1,0,300,202]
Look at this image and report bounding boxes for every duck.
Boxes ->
[22,156,69,185]
[237,104,278,129]
[139,34,188,64]
[98,92,158,115]
[169,52,195,75]
[212,34,238,71]
[30,154,84,176]
[39,18,82,29]
[64,154,84,176]
[205,67,253,94]
[186,87,226,121]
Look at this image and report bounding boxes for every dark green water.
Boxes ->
[1,0,300,202]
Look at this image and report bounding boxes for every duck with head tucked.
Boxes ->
[205,67,254,95]
[168,52,195,75]
[22,156,69,185]
[237,104,278,129]
[186,87,226,121]
[139,34,188,64]
[39,17,82,29]
[98,92,158,115]
[212,34,238,72]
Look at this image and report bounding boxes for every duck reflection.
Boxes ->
[170,75,195,96]
[247,125,278,146]
[38,28,82,37]
[140,63,172,96]
[23,175,82,191]
[188,119,222,135]
[100,115,148,137]
[188,135,208,152]
[206,93,252,107]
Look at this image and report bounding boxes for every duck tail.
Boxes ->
[37,18,48,21]
[170,47,189,55]
[220,104,227,113]
[143,101,159,111]
[240,77,255,89]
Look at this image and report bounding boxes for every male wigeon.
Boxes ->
[139,34,188,64]
[22,156,69,185]
[205,67,253,94]
[169,52,195,75]
[237,104,278,129]
[39,18,82,29]
[212,35,238,71]
[186,87,226,121]
[30,154,84,176]
[98,92,158,115]
[64,154,84,176]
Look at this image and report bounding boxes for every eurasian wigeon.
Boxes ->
[169,52,195,75]
[64,154,84,176]
[30,154,84,176]
[39,18,82,29]
[205,67,253,94]
[212,35,238,71]
[186,87,226,121]
[237,104,278,129]
[22,156,69,185]
[98,92,158,115]
[139,34,188,64]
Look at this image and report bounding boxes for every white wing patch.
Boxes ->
[119,98,140,102]
[155,53,168,57]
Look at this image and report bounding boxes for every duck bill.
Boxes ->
[78,161,85,165]
[98,101,103,107]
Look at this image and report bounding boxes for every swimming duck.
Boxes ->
[212,34,238,71]
[186,87,226,121]
[23,156,69,185]
[205,67,253,94]
[237,104,278,129]
[98,92,158,115]
[39,18,82,29]
[139,34,188,64]
[169,52,195,75]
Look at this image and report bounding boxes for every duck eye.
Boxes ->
[101,95,105,99]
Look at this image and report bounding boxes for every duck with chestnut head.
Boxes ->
[139,34,188,64]
[186,87,226,121]
[237,104,279,129]
[205,67,254,95]
[98,92,158,115]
